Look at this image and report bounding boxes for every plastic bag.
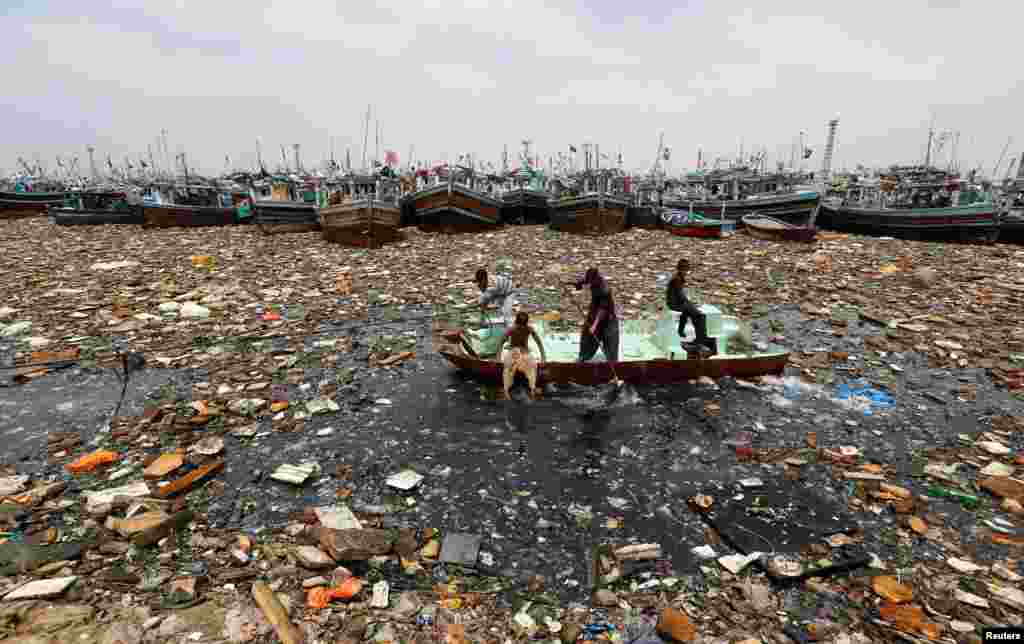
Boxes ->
[65,450,118,474]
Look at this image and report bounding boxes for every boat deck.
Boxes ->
[468,307,775,362]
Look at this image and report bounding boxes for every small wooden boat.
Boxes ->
[320,186,402,248]
[437,311,788,386]
[549,193,631,235]
[741,214,817,243]
[0,191,65,219]
[663,210,735,239]
[501,189,551,224]
[51,191,143,226]
[412,182,502,233]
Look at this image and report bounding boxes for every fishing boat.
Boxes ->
[51,190,143,226]
[500,143,551,224]
[501,188,550,225]
[628,133,671,229]
[686,190,820,223]
[549,192,631,235]
[662,209,735,239]
[141,185,241,228]
[437,307,788,386]
[741,214,817,243]
[0,191,66,219]
[818,171,1000,242]
[1000,179,1024,237]
[253,178,322,234]
[411,166,502,233]
[320,176,403,248]
[627,177,666,230]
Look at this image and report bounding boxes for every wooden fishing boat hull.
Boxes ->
[666,220,735,239]
[500,189,551,225]
[142,204,237,228]
[1001,210,1024,237]
[0,192,65,219]
[412,184,502,233]
[52,207,143,226]
[818,203,1000,242]
[439,349,788,386]
[320,200,403,248]
[0,191,65,204]
[688,191,820,223]
[549,195,630,235]
[741,215,817,243]
[253,201,321,235]
[626,205,663,230]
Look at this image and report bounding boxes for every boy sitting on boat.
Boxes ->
[662,259,716,356]
[494,312,547,400]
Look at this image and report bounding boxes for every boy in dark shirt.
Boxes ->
[572,267,619,362]
[495,312,547,400]
[663,259,715,355]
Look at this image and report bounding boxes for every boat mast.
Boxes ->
[992,137,1013,180]
[808,115,839,230]
[923,117,935,168]
[293,143,302,175]
[280,145,289,173]
[161,130,170,181]
[87,146,98,180]
[361,105,371,172]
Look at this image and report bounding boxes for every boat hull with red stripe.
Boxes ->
[439,348,788,386]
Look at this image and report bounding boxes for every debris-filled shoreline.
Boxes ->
[2,219,1024,643]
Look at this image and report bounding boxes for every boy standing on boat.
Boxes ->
[572,267,620,362]
[495,312,547,400]
[663,259,716,355]
[475,268,516,326]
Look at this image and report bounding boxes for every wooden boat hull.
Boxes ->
[627,205,663,230]
[666,220,735,239]
[253,201,320,235]
[549,195,630,235]
[500,190,551,224]
[689,191,820,222]
[0,193,63,219]
[1001,210,1024,236]
[742,215,817,243]
[52,207,143,226]
[320,201,403,248]
[439,350,788,386]
[818,203,1000,242]
[0,191,65,204]
[413,184,502,233]
[142,205,237,228]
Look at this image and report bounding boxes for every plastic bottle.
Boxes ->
[926,485,980,510]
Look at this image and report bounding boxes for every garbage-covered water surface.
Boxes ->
[4,220,1024,641]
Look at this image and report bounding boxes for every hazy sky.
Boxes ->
[4,0,1022,177]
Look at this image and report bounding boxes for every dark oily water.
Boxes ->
[5,304,1024,602]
